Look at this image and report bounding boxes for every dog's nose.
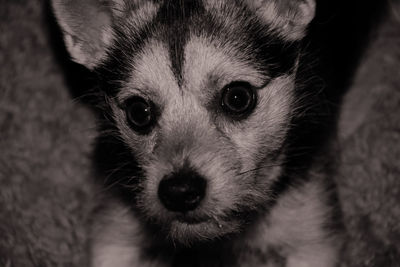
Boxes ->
[158,168,207,213]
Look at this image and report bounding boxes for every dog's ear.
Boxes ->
[51,0,121,69]
[245,0,316,39]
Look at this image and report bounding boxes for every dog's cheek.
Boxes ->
[190,142,244,215]
[252,75,295,158]
[228,75,295,184]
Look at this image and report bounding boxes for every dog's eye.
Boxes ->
[124,96,155,133]
[221,81,256,118]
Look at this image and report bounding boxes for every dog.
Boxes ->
[52,0,343,266]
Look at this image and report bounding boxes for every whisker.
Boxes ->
[100,162,133,192]
[238,162,283,176]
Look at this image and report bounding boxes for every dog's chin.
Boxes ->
[160,216,242,246]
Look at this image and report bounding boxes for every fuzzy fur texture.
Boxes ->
[70,0,341,265]
[1,0,400,266]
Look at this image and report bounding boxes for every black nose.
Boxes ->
[158,168,207,213]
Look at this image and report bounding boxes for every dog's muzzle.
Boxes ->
[158,167,207,213]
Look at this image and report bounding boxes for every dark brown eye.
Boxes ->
[221,82,256,118]
[125,96,156,133]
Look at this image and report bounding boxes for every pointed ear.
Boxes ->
[51,0,120,69]
[246,0,316,40]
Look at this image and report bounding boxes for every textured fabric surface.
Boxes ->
[0,1,96,266]
[337,2,400,265]
[0,0,399,266]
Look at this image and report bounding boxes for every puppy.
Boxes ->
[52,0,343,266]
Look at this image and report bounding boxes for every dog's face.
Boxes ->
[53,0,315,245]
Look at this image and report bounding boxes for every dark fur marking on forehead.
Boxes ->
[94,1,299,98]
[95,0,205,95]
[230,24,299,77]
[94,23,155,96]
[155,0,205,86]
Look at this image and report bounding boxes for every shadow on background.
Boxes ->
[309,0,388,104]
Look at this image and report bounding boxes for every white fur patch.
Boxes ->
[183,35,267,94]
[91,203,143,267]
[244,179,340,267]
[64,34,87,66]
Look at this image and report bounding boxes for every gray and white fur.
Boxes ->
[52,0,343,266]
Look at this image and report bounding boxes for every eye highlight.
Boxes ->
[220,81,257,119]
[124,96,156,134]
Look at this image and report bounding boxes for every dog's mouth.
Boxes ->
[166,218,229,245]
[151,209,244,246]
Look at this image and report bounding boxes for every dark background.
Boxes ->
[0,0,399,266]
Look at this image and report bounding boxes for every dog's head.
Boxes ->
[52,0,316,245]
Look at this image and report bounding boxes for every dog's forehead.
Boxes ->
[119,37,266,101]
[108,0,299,99]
